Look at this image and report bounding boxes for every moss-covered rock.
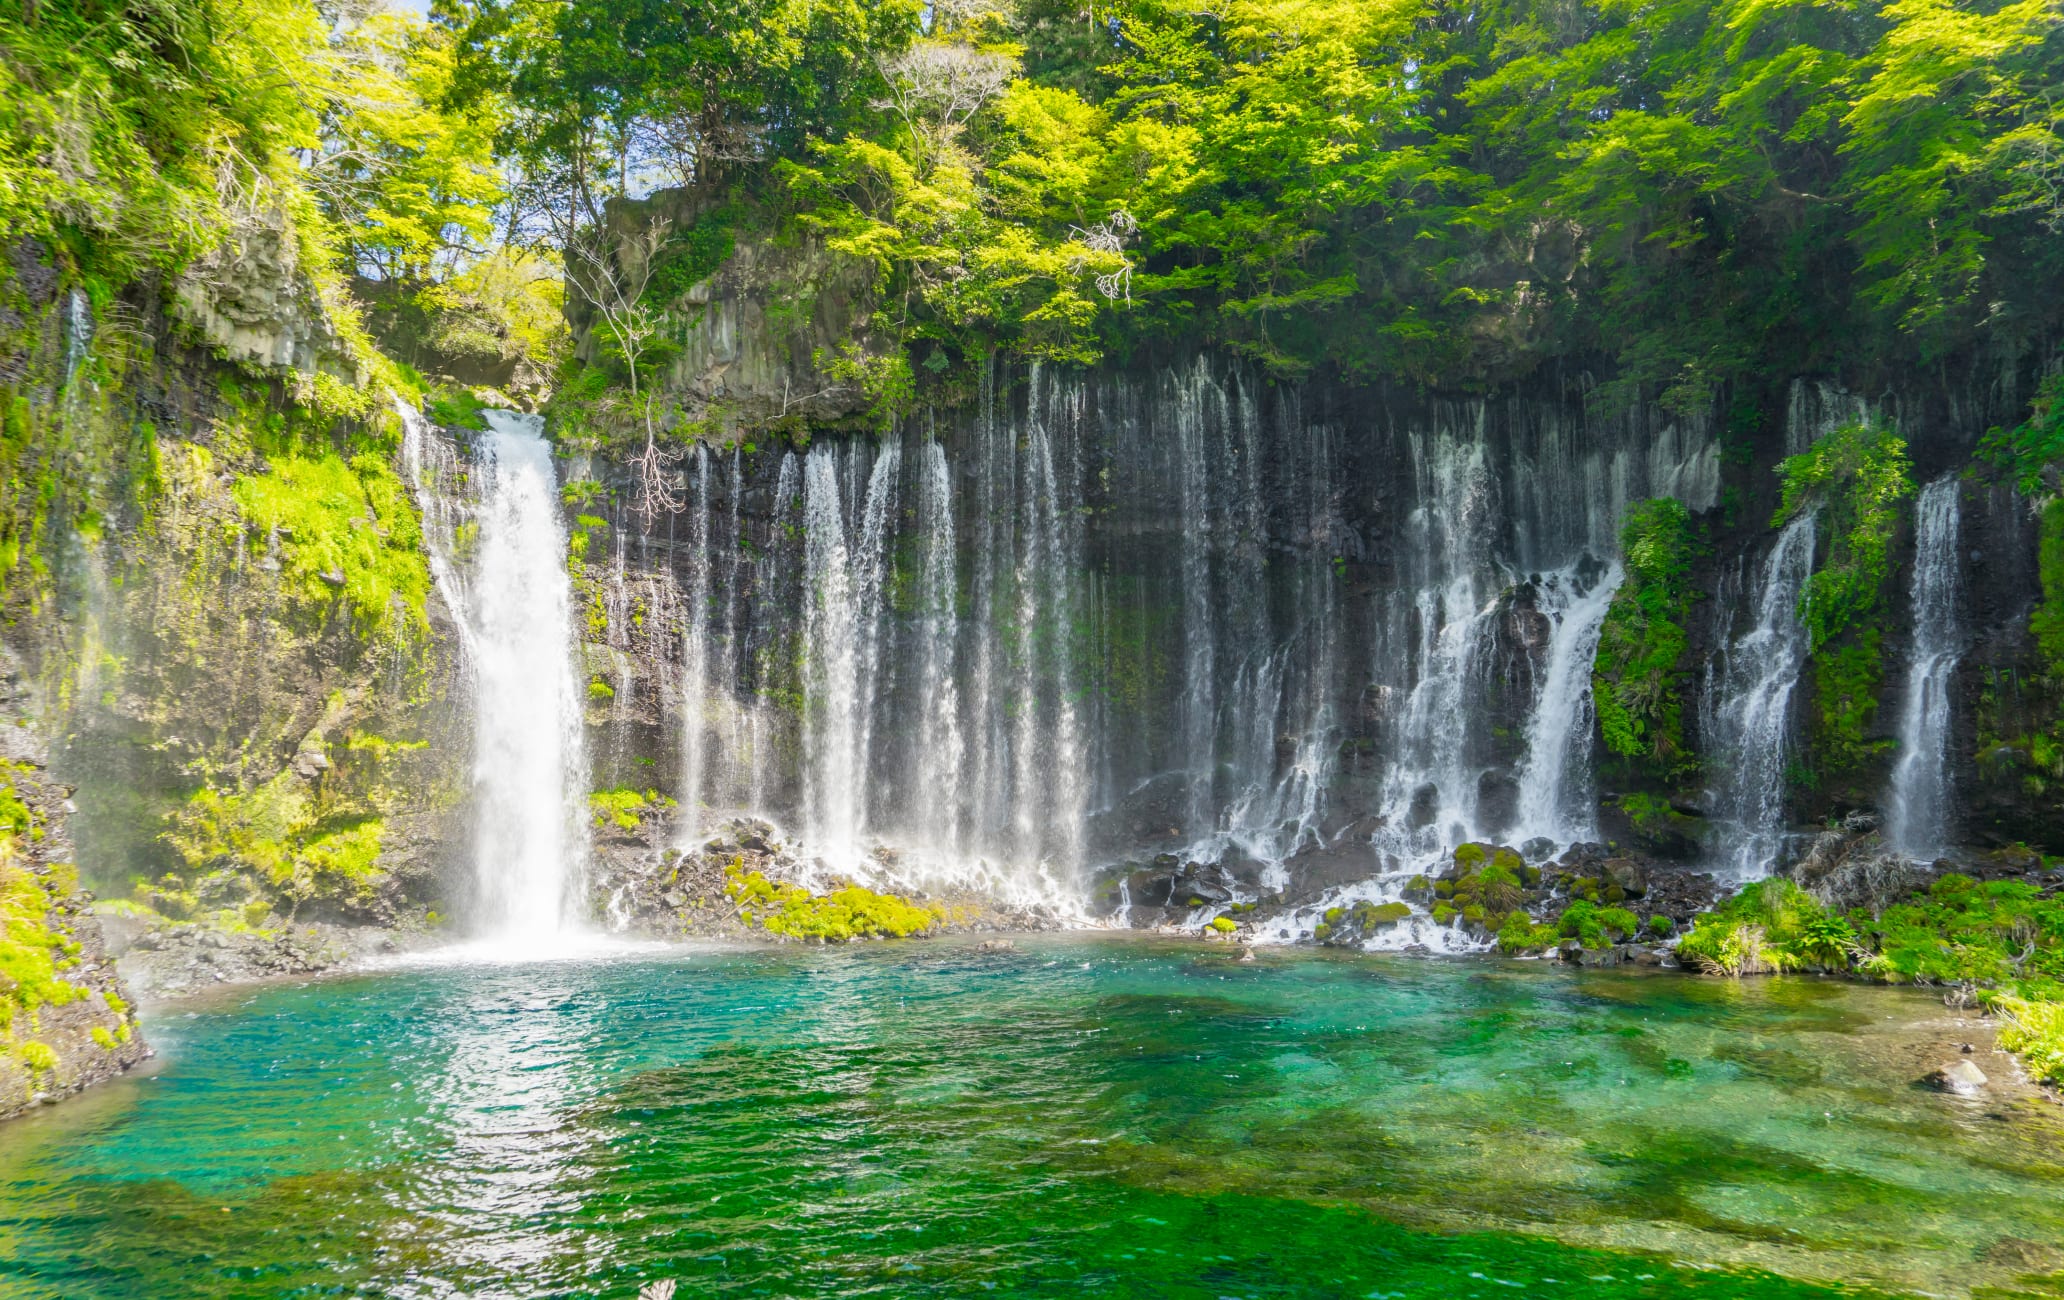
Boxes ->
[1,700,149,1121]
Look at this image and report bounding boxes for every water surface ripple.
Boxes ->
[3,937,2062,1298]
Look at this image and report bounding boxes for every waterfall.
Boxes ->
[1007,373,1088,878]
[604,359,1725,932]
[798,439,900,858]
[405,406,588,940]
[1887,477,1963,859]
[1174,368,1227,832]
[62,289,93,394]
[1373,430,1499,858]
[1513,562,1625,842]
[1702,513,1817,879]
[679,447,713,835]
[912,439,964,853]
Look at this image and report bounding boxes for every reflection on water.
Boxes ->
[2,937,2063,1299]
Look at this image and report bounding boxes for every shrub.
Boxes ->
[1497,911,1561,955]
[1676,878,1852,975]
[1992,995,2064,1085]
[1557,900,1638,949]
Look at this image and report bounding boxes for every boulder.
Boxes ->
[1922,1060,1988,1092]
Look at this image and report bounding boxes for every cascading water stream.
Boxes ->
[404,405,588,941]
[1513,562,1625,843]
[1703,513,1817,879]
[912,439,964,854]
[1886,477,1963,859]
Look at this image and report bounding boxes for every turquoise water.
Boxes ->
[3,936,2063,1299]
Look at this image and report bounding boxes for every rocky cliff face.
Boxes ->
[560,217,2061,916]
[1,237,471,1115]
[567,187,886,438]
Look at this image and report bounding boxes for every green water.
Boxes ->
[3,937,2063,1299]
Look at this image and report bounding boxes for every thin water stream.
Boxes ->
[1888,477,1963,859]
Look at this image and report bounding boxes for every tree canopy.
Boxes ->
[447,0,2064,397]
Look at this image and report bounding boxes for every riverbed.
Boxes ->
[3,937,2061,1298]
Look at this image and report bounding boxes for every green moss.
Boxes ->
[1208,916,1237,934]
[1592,497,1698,771]
[724,860,943,942]
[159,773,387,912]
[426,386,489,431]
[590,787,676,832]
[2,773,83,1055]
[2035,495,2064,675]
[231,450,430,642]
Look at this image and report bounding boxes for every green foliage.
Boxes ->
[1775,422,1915,651]
[1558,900,1639,950]
[647,208,742,305]
[427,387,491,432]
[1678,878,1855,974]
[1,768,81,1061]
[1774,422,1914,771]
[813,343,917,432]
[724,860,944,941]
[1675,870,2064,1084]
[1,855,77,1035]
[459,0,2064,399]
[1975,364,2064,780]
[1992,994,2064,1085]
[1444,846,1531,925]
[2035,496,2064,677]
[1858,872,2064,987]
[321,10,504,285]
[1497,911,1561,955]
[1594,499,1698,770]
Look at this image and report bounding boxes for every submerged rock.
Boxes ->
[1923,1059,1989,1092]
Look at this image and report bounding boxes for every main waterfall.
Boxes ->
[404,406,589,940]
[627,360,1724,927]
